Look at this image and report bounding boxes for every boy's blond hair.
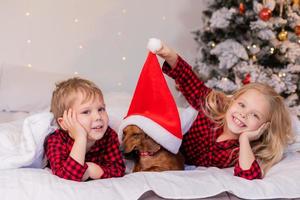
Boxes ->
[204,82,294,175]
[51,77,103,121]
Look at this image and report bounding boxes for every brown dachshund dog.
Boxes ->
[121,125,184,172]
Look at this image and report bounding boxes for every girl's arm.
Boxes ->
[156,42,178,69]
[238,123,269,169]
[148,39,212,110]
[234,137,262,180]
[147,38,178,68]
[234,123,269,179]
[238,135,255,169]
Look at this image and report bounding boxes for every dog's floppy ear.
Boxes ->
[142,136,161,154]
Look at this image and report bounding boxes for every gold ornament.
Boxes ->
[250,55,257,62]
[278,29,288,41]
[292,0,300,10]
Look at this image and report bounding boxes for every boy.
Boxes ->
[45,77,125,181]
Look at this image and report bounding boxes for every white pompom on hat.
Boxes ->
[118,52,182,154]
[147,38,162,53]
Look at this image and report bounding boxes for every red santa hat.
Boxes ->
[118,52,182,154]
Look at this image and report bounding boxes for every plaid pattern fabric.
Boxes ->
[45,127,125,181]
[162,56,262,180]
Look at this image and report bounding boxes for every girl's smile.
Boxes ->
[225,89,270,135]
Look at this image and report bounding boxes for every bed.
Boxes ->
[0,64,300,200]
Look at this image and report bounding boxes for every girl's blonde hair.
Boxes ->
[51,77,103,121]
[204,82,294,175]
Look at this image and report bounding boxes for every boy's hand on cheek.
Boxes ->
[63,109,87,141]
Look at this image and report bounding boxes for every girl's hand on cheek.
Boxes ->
[63,109,87,141]
[240,122,270,142]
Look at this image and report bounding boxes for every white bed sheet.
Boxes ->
[0,152,300,200]
[0,108,300,200]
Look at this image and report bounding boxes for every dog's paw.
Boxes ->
[147,38,162,53]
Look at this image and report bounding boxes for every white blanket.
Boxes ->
[0,111,300,199]
[0,112,55,169]
[0,152,299,200]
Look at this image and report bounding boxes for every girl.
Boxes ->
[147,38,294,180]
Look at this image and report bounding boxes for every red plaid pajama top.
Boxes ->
[162,56,262,180]
[45,127,125,181]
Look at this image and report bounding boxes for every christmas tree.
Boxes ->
[193,0,300,118]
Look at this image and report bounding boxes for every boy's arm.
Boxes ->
[45,131,88,182]
[83,162,104,180]
[60,109,88,166]
[97,128,125,179]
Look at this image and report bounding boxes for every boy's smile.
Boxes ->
[72,92,109,143]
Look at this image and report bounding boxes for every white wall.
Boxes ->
[0,0,208,95]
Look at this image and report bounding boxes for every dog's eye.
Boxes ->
[132,133,140,138]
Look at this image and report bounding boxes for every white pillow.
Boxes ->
[285,114,300,153]
[0,64,70,112]
[104,92,131,137]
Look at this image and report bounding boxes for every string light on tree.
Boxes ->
[278,71,286,77]
[221,77,228,82]
[209,41,216,48]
